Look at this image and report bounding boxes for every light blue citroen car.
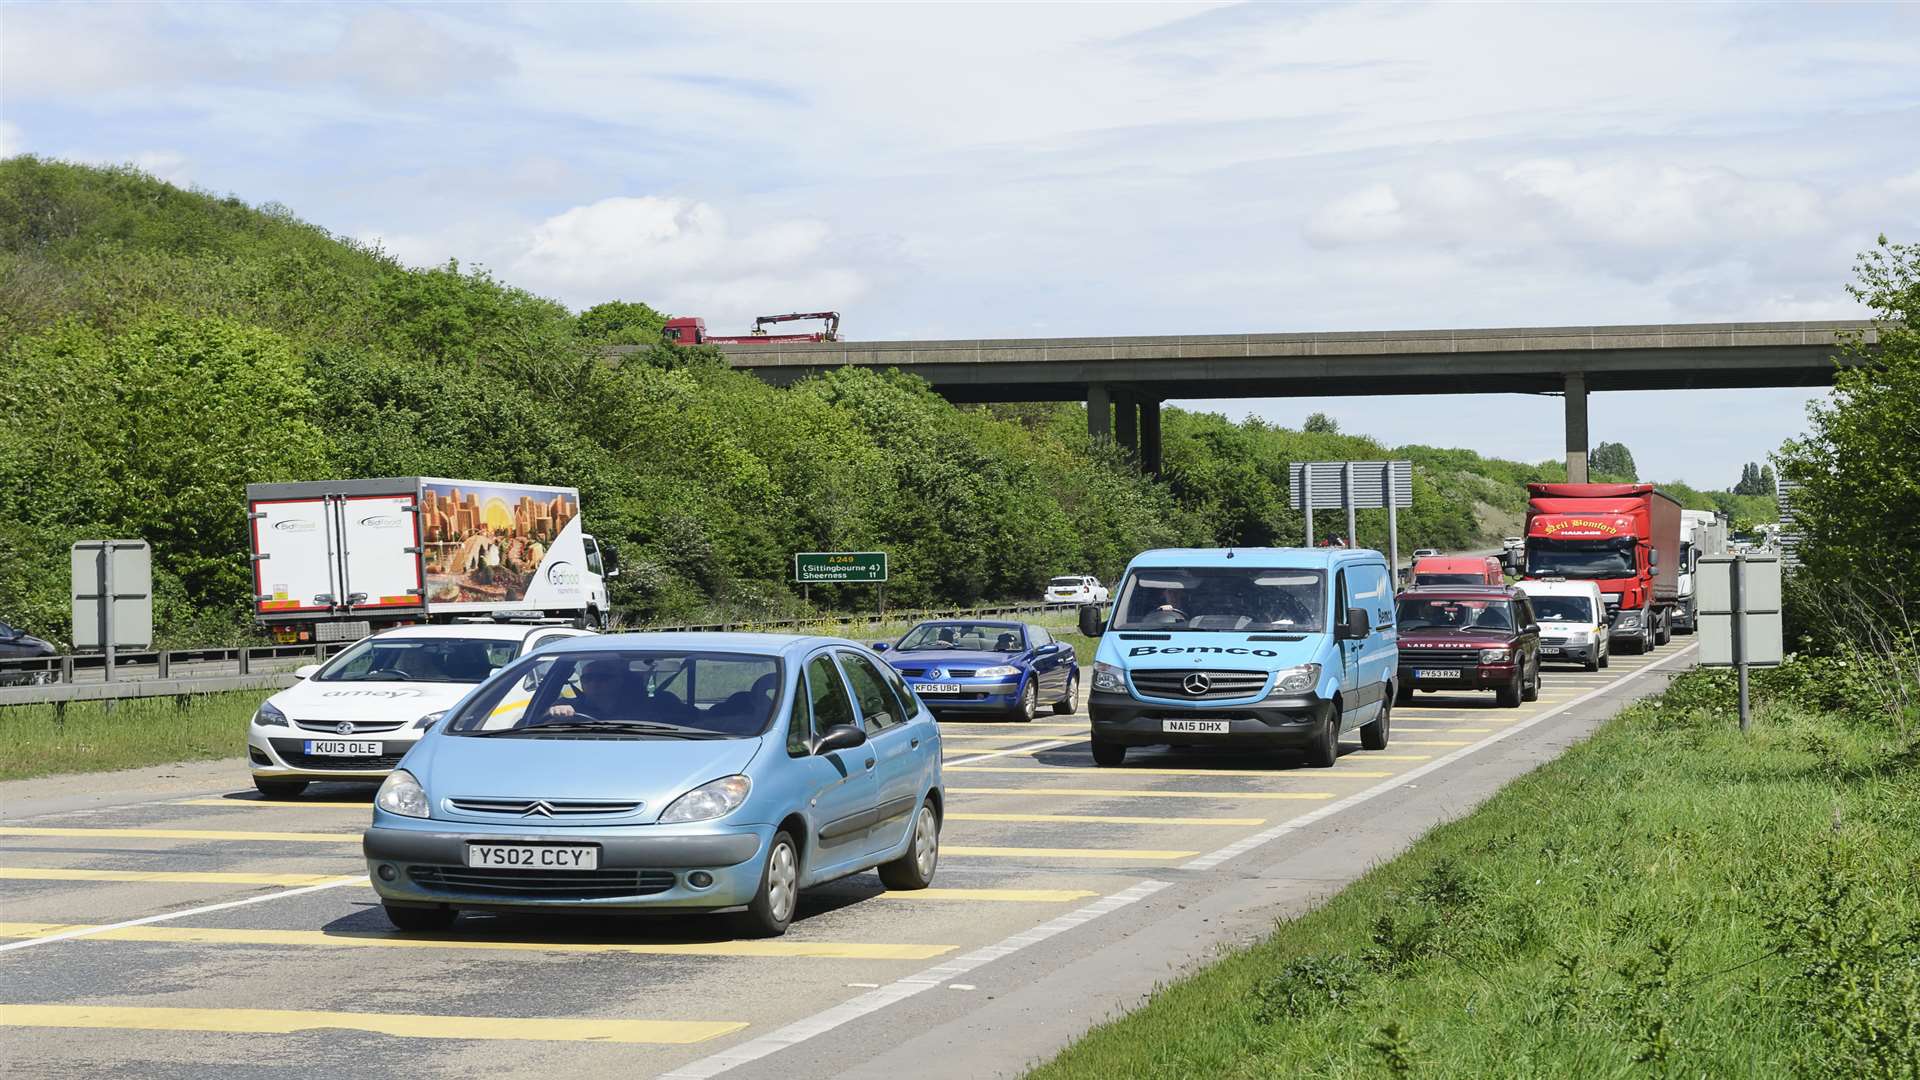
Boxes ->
[362,633,943,937]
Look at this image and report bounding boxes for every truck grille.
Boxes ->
[446,798,643,818]
[407,866,675,900]
[1130,669,1268,700]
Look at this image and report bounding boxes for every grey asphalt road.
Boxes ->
[0,639,1696,1079]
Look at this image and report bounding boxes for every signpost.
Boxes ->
[71,539,154,683]
[793,552,889,612]
[1697,553,1782,732]
[1288,461,1414,576]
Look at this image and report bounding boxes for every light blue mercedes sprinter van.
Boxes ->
[1078,547,1398,768]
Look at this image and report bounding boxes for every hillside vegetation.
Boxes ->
[0,158,1758,645]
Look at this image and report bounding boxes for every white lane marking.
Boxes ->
[657,880,1170,1079]
[942,740,1071,767]
[1180,643,1696,872]
[0,876,365,954]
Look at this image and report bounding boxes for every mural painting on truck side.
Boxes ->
[420,482,579,604]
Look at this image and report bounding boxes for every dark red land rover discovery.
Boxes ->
[1394,585,1542,709]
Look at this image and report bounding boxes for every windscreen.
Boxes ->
[1529,596,1593,623]
[897,622,1025,652]
[316,637,518,684]
[1526,539,1635,577]
[1396,598,1515,631]
[1414,573,1487,585]
[446,650,783,739]
[1110,567,1325,632]
[1048,577,1083,587]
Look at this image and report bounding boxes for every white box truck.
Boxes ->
[247,477,617,642]
[1673,509,1728,635]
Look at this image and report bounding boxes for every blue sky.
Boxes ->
[4,2,1916,487]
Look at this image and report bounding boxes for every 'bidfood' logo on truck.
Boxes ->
[546,561,582,591]
[1541,518,1620,536]
[358,515,404,529]
[273,519,318,533]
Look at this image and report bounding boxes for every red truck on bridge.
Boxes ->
[1521,482,1681,654]
[663,311,840,346]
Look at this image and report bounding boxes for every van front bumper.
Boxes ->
[1088,691,1334,748]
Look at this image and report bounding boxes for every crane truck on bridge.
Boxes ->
[1521,482,1682,655]
[663,311,841,346]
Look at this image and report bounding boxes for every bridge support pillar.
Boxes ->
[1564,372,1589,483]
[1087,383,1111,441]
[1115,390,1138,459]
[1140,399,1162,475]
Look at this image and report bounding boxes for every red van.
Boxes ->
[1411,555,1504,587]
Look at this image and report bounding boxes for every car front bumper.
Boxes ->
[249,727,422,781]
[1088,690,1334,748]
[1398,662,1518,692]
[364,820,774,911]
[907,679,1022,714]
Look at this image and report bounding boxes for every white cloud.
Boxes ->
[132,150,191,185]
[0,121,21,157]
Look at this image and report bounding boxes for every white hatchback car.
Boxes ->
[1044,575,1110,605]
[247,622,592,797]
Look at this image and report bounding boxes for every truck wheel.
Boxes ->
[1655,614,1671,646]
[253,777,308,799]
[1497,673,1523,708]
[1360,694,1391,751]
[1090,739,1126,767]
[1306,706,1341,768]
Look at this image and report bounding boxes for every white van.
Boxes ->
[1515,578,1609,671]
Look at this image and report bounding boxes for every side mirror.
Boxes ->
[601,543,621,576]
[870,642,890,652]
[1078,604,1106,637]
[1523,623,1541,635]
[813,724,868,755]
[1648,548,1659,568]
[293,664,320,679]
[1337,607,1369,641]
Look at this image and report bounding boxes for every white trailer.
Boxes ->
[247,477,617,642]
[1673,509,1728,634]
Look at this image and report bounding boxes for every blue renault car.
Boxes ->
[876,619,1078,721]
[363,633,943,937]
[1079,547,1398,768]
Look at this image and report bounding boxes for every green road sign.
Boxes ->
[794,551,888,583]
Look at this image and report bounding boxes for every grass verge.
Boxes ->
[1029,669,1920,1078]
[0,692,257,781]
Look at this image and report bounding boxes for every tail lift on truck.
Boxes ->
[247,477,618,644]
[1522,482,1681,655]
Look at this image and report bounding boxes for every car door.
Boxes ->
[836,649,922,860]
[1025,624,1062,697]
[1516,597,1541,682]
[790,651,880,877]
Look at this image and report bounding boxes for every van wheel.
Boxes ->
[1599,648,1611,669]
[878,802,939,890]
[1052,671,1079,715]
[1583,651,1601,672]
[1360,694,1391,751]
[253,777,307,799]
[1306,707,1340,767]
[1497,674,1523,708]
[735,831,799,938]
[383,904,456,932]
[1091,739,1126,767]
[1522,663,1540,702]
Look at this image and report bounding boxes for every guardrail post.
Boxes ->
[60,654,74,684]
[238,647,251,676]
[157,650,170,679]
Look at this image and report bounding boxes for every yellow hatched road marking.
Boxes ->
[1356,755,1433,762]
[0,1004,744,1044]
[952,786,1334,801]
[946,845,1196,860]
[870,887,1097,903]
[0,867,358,887]
[948,812,1264,826]
[941,732,1085,742]
[178,798,369,808]
[947,765,1393,779]
[0,923,952,961]
[1393,740,1469,747]
[941,721,1085,730]
[0,827,354,844]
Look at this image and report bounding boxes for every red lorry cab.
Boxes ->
[1522,482,1681,653]
[1411,556,1504,586]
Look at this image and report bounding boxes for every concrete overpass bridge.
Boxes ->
[622,320,1877,481]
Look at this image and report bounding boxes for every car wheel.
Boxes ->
[1090,739,1126,767]
[1497,672,1523,708]
[1395,683,1414,705]
[1306,706,1341,768]
[1052,671,1079,715]
[252,777,308,799]
[1360,692,1391,751]
[736,830,800,938]
[1522,662,1540,702]
[1011,679,1037,723]
[879,801,939,890]
[383,903,456,932]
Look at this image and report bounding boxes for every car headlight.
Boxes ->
[252,702,288,727]
[1093,662,1125,692]
[975,665,1019,678]
[1267,663,1321,696]
[375,769,430,819]
[1480,648,1511,663]
[414,710,446,730]
[658,775,751,824]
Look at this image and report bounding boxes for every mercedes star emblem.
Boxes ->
[1182,672,1212,695]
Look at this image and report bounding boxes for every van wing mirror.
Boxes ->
[1339,607,1369,640]
[1078,604,1107,638]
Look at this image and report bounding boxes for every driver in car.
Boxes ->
[544,657,630,720]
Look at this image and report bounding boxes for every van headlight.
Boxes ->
[1093,662,1125,692]
[375,770,430,819]
[659,776,751,824]
[252,702,288,727]
[1267,664,1321,696]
